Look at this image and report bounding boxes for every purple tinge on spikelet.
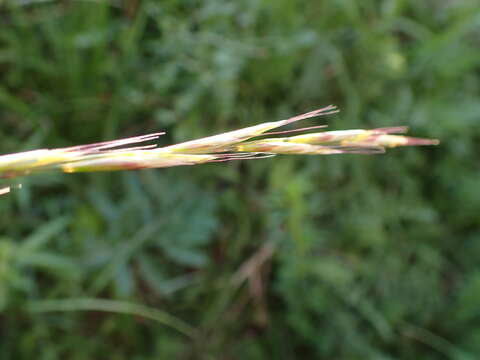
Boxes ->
[403,137,440,146]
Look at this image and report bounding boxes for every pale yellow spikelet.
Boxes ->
[0,105,439,196]
[161,106,339,154]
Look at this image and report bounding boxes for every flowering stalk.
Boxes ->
[0,106,438,194]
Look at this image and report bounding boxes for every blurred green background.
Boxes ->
[1,0,479,359]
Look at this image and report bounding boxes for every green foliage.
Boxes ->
[0,0,479,358]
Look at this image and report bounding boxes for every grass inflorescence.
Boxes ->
[0,106,438,195]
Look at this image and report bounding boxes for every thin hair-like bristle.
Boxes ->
[211,153,276,162]
[63,132,165,153]
[282,106,339,125]
[264,125,328,136]
[323,146,386,154]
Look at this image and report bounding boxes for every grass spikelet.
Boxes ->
[161,105,339,154]
[0,106,439,194]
